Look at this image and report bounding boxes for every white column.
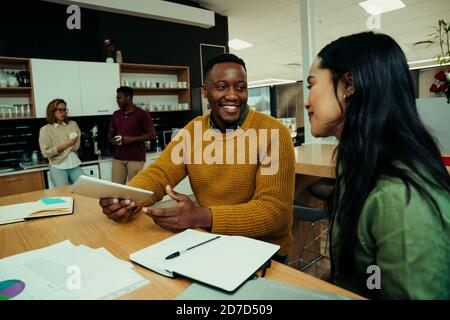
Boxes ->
[300,0,336,144]
[300,0,317,144]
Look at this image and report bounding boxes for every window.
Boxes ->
[248,86,271,115]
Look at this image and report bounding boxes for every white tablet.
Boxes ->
[69,175,154,205]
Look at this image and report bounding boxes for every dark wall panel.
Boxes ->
[0,1,101,62]
[0,0,228,88]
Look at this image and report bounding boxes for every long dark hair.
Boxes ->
[318,32,450,276]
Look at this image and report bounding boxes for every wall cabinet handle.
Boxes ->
[97,109,109,112]
[3,177,21,182]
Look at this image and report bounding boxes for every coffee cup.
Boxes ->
[114,135,123,145]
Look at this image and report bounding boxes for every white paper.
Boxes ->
[0,240,150,300]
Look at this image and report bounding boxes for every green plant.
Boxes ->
[428,20,450,65]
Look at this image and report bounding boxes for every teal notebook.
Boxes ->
[176,277,356,300]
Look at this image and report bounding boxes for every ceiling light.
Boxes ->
[248,79,297,88]
[228,39,253,50]
[358,0,405,15]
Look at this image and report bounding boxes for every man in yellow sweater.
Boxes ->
[99,54,295,261]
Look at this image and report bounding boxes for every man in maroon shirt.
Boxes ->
[109,86,155,184]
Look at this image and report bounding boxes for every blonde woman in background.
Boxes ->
[39,98,84,187]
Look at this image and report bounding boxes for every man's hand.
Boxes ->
[121,136,135,145]
[99,198,136,223]
[110,137,121,146]
[143,185,212,233]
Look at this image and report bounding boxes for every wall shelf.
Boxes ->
[0,56,35,120]
[120,63,191,108]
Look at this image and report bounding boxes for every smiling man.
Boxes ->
[204,57,249,132]
[98,54,295,262]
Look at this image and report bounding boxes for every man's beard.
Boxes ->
[215,110,240,127]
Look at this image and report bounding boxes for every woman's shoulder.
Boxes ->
[361,166,450,226]
[67,120,79,128]
[39,123,52,132]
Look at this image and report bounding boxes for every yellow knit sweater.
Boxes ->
[128,109,295,256]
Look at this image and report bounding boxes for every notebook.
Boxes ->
[0,197,74,225]
[129,229,279,292]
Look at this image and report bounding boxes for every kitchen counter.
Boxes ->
[295,143,337,178]
[0,152,162,177]
[294,143,450,177]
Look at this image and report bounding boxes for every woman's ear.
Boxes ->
[343,72,355,96]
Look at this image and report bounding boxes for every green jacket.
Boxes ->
[331,169,450,299]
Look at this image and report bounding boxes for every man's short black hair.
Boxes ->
[203,53,247,80]
[116,86,133,99]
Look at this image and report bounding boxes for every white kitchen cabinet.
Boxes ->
[32,59,119,118]
[79,62,120,116]
[99,160,113,181]
[32,59,83,117]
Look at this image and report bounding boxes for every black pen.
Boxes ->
[165,235,221,260]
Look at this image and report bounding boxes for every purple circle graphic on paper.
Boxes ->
[0,280,26,299]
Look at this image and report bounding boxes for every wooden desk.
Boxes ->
[295,143,450,177]
[0,188,362,300]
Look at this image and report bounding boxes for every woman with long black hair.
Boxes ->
[305,31,450,299]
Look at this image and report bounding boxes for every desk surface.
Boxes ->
[0,188,362,300]
[295,143,450,177]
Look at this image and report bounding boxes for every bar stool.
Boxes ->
[289,178,335,277]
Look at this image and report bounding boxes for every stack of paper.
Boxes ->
[0,240,149,300]
[0,197,74,225]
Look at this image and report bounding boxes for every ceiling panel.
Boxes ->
[198,0,449,82]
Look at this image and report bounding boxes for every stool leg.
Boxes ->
[297,220,311,270]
